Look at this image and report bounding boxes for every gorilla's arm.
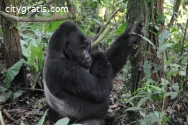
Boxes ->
[45,52,112,104]
[106,22,141,77]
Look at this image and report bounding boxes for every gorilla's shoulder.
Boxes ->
[58,21,78,31]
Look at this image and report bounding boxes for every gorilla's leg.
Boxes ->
[105,115,114,125]
[47,106,62,123]
[80,119,105,125]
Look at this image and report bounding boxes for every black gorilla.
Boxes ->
[43,21,141,125]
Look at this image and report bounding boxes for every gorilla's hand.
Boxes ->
[124,21,144,46]
[90,51,111,77]
[169,117,184,125]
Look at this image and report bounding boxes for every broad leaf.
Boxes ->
[13,90,24,100]
[137,97,148,108]
[55,117,70,125]
[37,109,48,125]
[165,92,178,99]
[126,107,141,111]
[158,30,169,46]
[3,59,26,88]
[0,91,12,103]
[143,61,151,76]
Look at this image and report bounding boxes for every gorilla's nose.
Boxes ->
[86,57,90,62]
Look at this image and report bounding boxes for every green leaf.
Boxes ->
[13,90,24,100]
[134,33,156,49]
[91,1,97,9]
[0,86,8,92]
[126,107,141,111]
[20,122,25,125]
[115,23,127,35]
[37,109,48,125]
[156,14,165,24]
[154,111,160,119]
[3,59,26,88]
[137,97,148,108]
[126,92,148,104]
[55,117,70,125]
[165,92,178,99]
[157,43,172,58]
[149,85,164,101]
[158,30,169,46]
[151,92,164,101]
[32,71,42,90]
[167,69,178,77]
[171,83,179,92]
[143,61,151,76]
[27,43,43,74]
[93,19,104,26]
[150,85,162,92]
[140,111,161,124]
[153,65,162,73]
[114,0,123,6]
[0,91,12,103]
[46,21,63,31]
[21,40,29,58]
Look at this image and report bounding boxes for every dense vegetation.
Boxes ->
[0,0,187,125]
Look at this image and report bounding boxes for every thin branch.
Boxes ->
[15,87,44,92]
[93,8,120,42]
[167,0,181,28]
[91,8,120,47]
[179,18,188,65]
[3,109,19,124]
[0,11,73,22]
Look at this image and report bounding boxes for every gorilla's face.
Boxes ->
[64,30,92,70]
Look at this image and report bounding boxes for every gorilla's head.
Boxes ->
[48,21,92,70]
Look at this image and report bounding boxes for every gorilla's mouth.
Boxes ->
[80,61,92,70]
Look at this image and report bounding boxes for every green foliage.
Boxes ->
[156,14,166,24]
[115,23,127,35]
[27,43,43,73]
[55,118,70,125]
[1,58,25,103]
[124,77,179,124]
[0,86,23,104]
[19,22,48,90]
[143,61,151,77]
[37,109,48,125]
[3,59,26,88]
[140,111,170,125]
[0,86,12,103]
[0,0,187,124]
[134,33,156,49]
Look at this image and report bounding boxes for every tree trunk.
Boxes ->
[126,0,147,91]
[0,0,26,87]
[126,0,165,91]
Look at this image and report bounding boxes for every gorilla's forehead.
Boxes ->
[60,21,78,30]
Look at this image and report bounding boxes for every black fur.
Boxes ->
[43,21,141,125]
[168,117,184,125]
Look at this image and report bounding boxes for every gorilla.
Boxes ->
[43,21,141,125]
